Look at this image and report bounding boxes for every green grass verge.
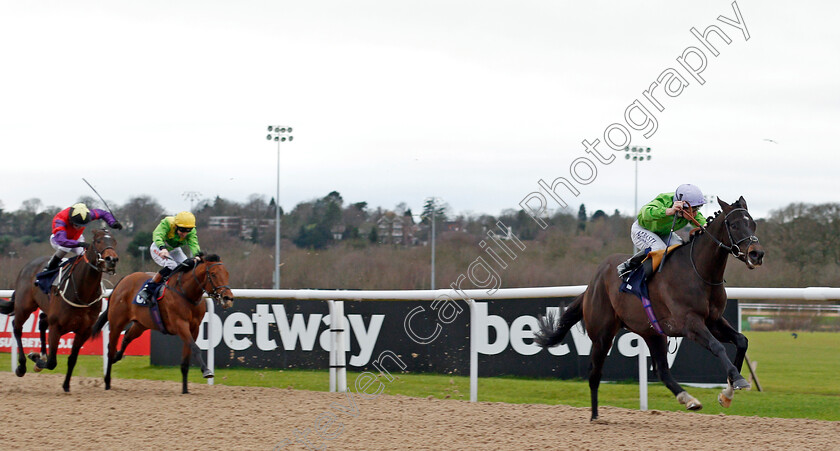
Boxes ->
[3,331,837,421]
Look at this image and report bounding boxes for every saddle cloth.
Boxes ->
[133,279,166,305]
[618,244,681,336]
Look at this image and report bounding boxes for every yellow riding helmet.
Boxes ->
[70,203,91,226]
[174,211,196,229]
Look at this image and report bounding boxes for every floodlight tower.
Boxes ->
[266,125,294,289]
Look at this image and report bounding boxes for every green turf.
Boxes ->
[3,331,837,421]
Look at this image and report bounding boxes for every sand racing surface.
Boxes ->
[0,372,837,450]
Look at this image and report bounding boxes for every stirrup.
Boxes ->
[137,286,152,303]
[616,262,634,280]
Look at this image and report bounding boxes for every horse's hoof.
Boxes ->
[33,365,43,373]
[63,385,70,393]
[27,352,39,363]
[677,391,703,411]
[718,392,733,408]
[14,366,26,377]
[685,399,703,410]
[732,378,751,390]
[202,369,214,379]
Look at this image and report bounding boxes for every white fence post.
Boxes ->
[335,301,346,393]
[638,340,648,411]
[469,299,477,403]
[101,299,109,375]
[328,300,347,393]
[206,297,214,385]
[328,300,336,392]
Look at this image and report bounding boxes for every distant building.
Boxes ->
[208,216,274,240]
[376,211,417,245]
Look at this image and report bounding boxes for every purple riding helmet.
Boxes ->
[674,184,705,207]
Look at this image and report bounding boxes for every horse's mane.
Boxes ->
[687,198,746,242]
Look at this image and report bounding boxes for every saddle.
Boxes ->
[34,257,78,295]
[639,244,682,279]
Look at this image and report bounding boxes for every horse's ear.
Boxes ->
[737,196,748,210]
[718,197,731,211]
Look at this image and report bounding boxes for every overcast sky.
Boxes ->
[1,1,837,221]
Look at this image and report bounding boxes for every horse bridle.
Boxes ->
[169,260,231,305]
[689,207,760,285]
[703,208,760,258]
[83,235,117,274]
[195,262,231,303]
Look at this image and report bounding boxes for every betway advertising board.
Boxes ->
[151,298,738,383]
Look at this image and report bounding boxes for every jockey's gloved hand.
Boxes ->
[111,221,123,230]
[196,251,205,260]
[77,242,91,249]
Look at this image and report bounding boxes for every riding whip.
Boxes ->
[82,178,119,222]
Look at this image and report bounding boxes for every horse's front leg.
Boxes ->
[172,320,196,394]
[189,323,213,379]
[708,317,749,407]
[686,316,750,390]
[63,330,89,392]
[37,312,48,361]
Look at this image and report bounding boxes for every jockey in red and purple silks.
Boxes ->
[40,202,122,274]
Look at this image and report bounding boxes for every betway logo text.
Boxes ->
[196,304,385,367]
[193,302,683,368]
[473,303,683,367]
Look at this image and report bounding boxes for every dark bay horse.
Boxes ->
[535,197,765,420]
[0,228,118,392]
[92,254,234,393]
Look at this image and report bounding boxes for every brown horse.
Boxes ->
[535,196,765,420]
[92,254,234,393]
[0,228,118,392]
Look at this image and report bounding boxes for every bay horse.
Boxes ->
[0,228,118,392]
[92,254,234,394]
[535,196,765,420]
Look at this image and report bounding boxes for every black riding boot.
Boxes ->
[34,255,62,287]
[44,255,61,272]
[617,249,648,280]
[138,267,174,303]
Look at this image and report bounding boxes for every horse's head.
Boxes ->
[88,228,119,274]
[716,196,764,269]
[199,254,234,309]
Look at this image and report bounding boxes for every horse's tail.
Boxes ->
[534,292,585,348]
[91,297,110,338]
[0,292,15,315]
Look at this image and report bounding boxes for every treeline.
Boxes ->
[0,194,838,290]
